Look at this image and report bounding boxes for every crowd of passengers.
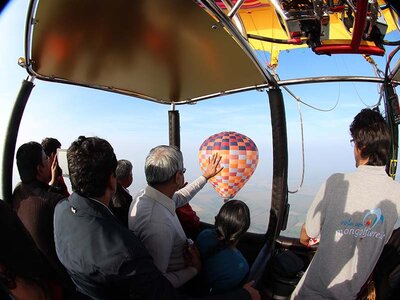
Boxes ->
[1,109,400,300]
[1,137,257,300]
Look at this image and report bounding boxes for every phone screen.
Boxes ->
[57,149,69,177]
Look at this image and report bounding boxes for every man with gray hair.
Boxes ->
[110,159,133,227]
[129,145,222,288]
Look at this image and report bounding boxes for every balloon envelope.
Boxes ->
[198,131,259,200]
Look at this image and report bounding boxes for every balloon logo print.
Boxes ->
[198,131,259,200]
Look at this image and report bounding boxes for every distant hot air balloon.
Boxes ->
[198,131,259,200]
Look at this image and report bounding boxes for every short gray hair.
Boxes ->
[116,159,133,181]
[145,145,183,185]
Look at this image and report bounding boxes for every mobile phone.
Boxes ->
[57,149,69,177]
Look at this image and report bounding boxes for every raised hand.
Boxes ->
[203,153,223,180]
[49,153,58,186]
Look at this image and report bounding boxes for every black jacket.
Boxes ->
[54,192,175,299]
[109,183,133,227]
[12,180,73,291]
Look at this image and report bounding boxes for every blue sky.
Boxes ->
[1,0,399,235]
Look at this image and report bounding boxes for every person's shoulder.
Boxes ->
[198,228,216,239]
[12,181,30,197]
[196,229,217,247]
[214,247,248,265]
[45,188,65,200]
[326,172,346,181]
[54,198,71,220]
[55,197,69,209]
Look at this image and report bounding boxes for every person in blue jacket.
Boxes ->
[196,200,250,294]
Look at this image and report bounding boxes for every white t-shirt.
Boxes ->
[291,165,400,299]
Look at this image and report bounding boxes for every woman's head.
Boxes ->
[215,200,250,247]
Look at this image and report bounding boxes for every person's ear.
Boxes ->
[36,164,44,177]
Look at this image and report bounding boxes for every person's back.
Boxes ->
[196,200,250,294]
[13,180,63,257]
[296,169,400,299]
[291,109,400,299]
[55,192,174,299]
[0,200,64,300]
[12,142,70,292]
[109,159,133,227]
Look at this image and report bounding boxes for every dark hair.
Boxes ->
[350,109,391,166]
[16,142,44,183]
[67,136,117,198]
[215,200,250,247]
[41,138,61,157]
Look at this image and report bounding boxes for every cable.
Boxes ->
[248,33,304,45]
[282,84,340,112]
[281,83,343,193]
[288,95,305,194]
[383,40,400,46]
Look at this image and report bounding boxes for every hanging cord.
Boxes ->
[285,84,340,112]
[287,92,305,194]
[363,55,385,107]
[285,84,340,194]
[339,55,382,108]
[383,40,400,46]
[269,67,342,193]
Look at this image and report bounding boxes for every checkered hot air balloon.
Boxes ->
[198,131,259,200]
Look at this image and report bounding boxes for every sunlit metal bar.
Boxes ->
[227,0,245,18]
[174,76,397,105]
[1,76,35,203]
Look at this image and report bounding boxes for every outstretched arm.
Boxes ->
[174,154,223,208]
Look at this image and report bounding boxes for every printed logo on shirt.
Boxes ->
[363,208,384,229]
[335,208,385,240]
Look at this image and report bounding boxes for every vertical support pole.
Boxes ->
[1,77,35,203]
[266,88,288,245]
[168,103,180,150]
[384,83,399,178]
[350,0,368,51]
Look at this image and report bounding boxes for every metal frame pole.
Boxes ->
[1,76,35,202]
[168,104,180,150]
[266,88,289,244]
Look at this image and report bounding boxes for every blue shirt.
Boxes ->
[196,229,249,294]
